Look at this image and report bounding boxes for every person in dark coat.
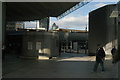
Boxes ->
[111,47,116,63]
[93,44,106,72]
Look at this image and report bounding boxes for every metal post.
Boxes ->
[36,20,37,30]
[47,17,49,32]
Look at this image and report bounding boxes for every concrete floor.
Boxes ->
[2,53,119,79]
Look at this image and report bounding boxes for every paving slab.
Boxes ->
[2,53,119,79]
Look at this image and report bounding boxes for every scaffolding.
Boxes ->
[57,0,93,20]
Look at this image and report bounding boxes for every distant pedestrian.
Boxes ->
[93,44,106,72]
[113,48,120,63]
[111,47,116,63]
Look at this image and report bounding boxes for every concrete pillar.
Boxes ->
[64,32,69,52]
[66,40,69,52]
[0,2,6,79]
[2,2,6,45]
[0,2,2,45]
[0,1,2,79]
[47,17,49,31]
[70,41,72,52]
[110,3,119,63]
[118,3,120,80]
[118,2,120,55]
[73,42,78,53]
[117,3,120,79]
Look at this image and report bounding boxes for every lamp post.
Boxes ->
[85,24,88,54]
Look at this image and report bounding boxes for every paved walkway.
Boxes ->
[2,53,119,78]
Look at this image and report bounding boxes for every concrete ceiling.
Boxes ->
[6,2,80,21]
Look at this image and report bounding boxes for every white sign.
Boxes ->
[73,42,78,51]
[28,42,32,50]
[36,42,41,50]
[110,11,118,18]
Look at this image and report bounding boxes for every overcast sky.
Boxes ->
[49,0,118,30]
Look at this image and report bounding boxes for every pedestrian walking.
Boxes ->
[93,44,106,72]
[111,47,116,63]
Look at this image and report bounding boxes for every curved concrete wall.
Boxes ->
[21,32,59,59]
[59,32,88,41]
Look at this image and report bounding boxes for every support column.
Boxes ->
[116,14,119,51]
[47,17,49,32]
[117,2,120,79]
[70,41,72,53]
[0,1,2,79]
[66,40,69,52]
[2,2,6,46]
